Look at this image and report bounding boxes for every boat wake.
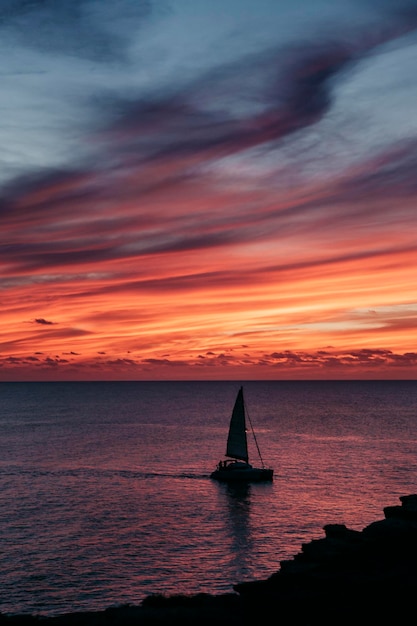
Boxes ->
[12,466,210,481]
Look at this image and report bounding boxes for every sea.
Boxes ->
[1,380,417,617]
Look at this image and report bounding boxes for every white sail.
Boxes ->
[225,386,249,462]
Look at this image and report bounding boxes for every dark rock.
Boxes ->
[234,494,417,623]
[400,494,417,508]
[384,505,417,521]
[323,523,362,540]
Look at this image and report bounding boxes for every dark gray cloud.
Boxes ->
[0,0,153,62]
[93,5,417,171]
[103,42,355,160]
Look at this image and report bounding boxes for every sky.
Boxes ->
[1,0,417,381]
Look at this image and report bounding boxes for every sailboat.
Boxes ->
[210,386,273,483]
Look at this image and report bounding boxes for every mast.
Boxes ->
[245,400,266,469]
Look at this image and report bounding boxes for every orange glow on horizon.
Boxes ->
[1,219,416,381]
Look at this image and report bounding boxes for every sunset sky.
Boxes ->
[1,0,417,381]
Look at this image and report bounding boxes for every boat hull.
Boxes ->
[210,467,273,483]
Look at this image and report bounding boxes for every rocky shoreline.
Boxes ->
[3,494,417,625]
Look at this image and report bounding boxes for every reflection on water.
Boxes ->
[218,482,253,579]
[225,481,251,502]
[224,483,251,538]
[216,481,275,583]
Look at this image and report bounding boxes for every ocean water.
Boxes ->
[1,380,417,616]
